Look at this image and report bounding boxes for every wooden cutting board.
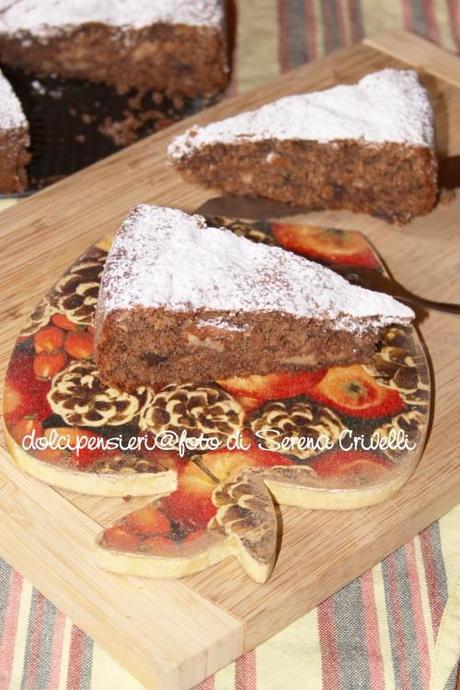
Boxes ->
[0,30,459,690]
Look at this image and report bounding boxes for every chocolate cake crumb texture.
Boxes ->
[169,69,434,159]
[0,67,27,128]
[99,205,413,334]
[0,0,224,34]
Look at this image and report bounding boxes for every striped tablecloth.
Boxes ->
[1,2,459,688]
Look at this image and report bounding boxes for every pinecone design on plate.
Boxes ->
[210,466,277,569]
[20,297,52,337]
[48,360,151,427]
[372,409,425,460]
[363,326,430,407]
[51,247,107,327]
[250,399,347,461]
[139,383,244,446]
[88,453,164,476]
[208,217,275,245]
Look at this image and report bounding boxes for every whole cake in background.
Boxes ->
[169,69,438,224]
[0,66,29,193]
[94,205,414,392]
[0,0,229,97]
[0,0,229,188]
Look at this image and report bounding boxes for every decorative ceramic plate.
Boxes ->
[2,218,431,582]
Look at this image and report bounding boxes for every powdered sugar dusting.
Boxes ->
[0,0,223,34]
[197,318,248,332]
[169,69,434,158]
[99,205,413,334]
[0,67,27,129]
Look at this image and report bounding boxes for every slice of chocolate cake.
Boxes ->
[0,0,229,97]
[0,67,29,193]
[168,69,438,224]
[94,205,414,391]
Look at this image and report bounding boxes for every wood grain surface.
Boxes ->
[0,31,459,690]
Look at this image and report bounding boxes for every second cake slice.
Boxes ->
[168,69,437,224]
[94,205,413,391]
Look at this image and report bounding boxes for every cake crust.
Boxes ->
[96,307,385,391]
[94,206,414,390]
[171,138,437,224]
